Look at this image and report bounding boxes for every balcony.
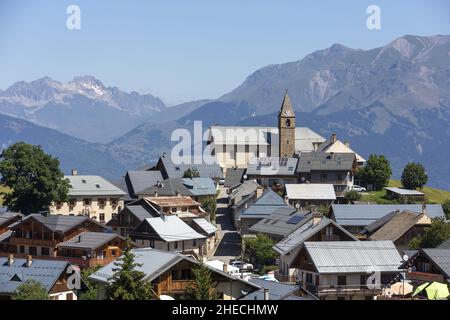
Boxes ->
[274,270,298,284]
[303,283,383,297]
[407,271,444,283]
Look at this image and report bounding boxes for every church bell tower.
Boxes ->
[278,90,296,158]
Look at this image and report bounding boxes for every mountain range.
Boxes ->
[0,34,449,189]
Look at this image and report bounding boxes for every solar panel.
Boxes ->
[287,215,305,225]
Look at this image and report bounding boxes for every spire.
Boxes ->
[279,90,294,117]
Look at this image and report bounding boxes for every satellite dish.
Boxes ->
[403,254,409,261]
[243,174,248,180]
[295,203,300,209]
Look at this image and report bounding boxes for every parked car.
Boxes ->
[230,260,254,270]
[352,185,367,192]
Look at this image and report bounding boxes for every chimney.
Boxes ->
[421,204,427,216]
[71,169,78,176]
[344,141,350,148]
[7,254,14,266]
[176,190,181,196]
[312,212,323,225]
[331,133,337,143]
[26,255,32,268]
[154,190,158,197]
[312,142,321,152]
[223,263,228,273]
[263,288,270,300]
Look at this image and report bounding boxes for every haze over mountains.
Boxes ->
[0,35,449,189]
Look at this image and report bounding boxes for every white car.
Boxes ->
[352,185,367,192]
[230,260,254,270]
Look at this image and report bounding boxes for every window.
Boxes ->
[193,239,197,247]
[111,250,116,257]
[29,247,37,255]
[320,174,328,182]
[41,247,50,256]
[171,207,177,213]
[98,198,106,206]
[99,213,105,223]
[19,246,25,254]
[174,241,178,250]
[337,276,347,286]
[306,273,313,284]
[337,174,343,181]
[181,207,187,212]
[418,262,432,273]
[83,198,91,206]
[110,198,118,206]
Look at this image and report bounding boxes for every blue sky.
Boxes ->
[0,0,449,105]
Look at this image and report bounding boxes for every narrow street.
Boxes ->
[211,187,242,263]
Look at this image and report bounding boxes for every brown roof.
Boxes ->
[144,196,201,207]
[370,210,430,242]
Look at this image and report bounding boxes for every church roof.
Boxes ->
[279,91,295,117]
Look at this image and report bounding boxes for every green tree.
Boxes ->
[13,279,50,300]
[244,233,277,272]
[185,263,218,300]
[344,190,361,203]
[401,162,428,190]
[183,168,200,178]
[106,242,155,300]
[0,142,69,215]
[358,154,392,190]
[409,218,450,249]
[79,265,102,300]
[443,199,450,220]
[202,196,217,223]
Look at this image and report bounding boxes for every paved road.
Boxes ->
[211,187,242,263]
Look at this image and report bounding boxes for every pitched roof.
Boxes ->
[249,207,303,238]
[438,238,450,249]
[247,157,298,176]
[273,216,358,255]
[57,232,125,250]
[385,187,424,196]
[191,218,217,235]
[140,216,206,242]
[17,214,104,233]
[418,249,450,279]
[180,178,217,196]
[370,211,429,241]
[296,152,355,173]
[241,278,298,300]
[125,170,163,195]
[304,241,403,274]
[224,168,246,188]
[65,175,126,197]
[144,196,201,208]
[285,184,336,200]
[240,189,289,219]
[229,180,260,202]
[89,248,261,290]
[0,211,23,227]
[0,257,69,294]
[316,136,366,163]
[138,178,216,197]
[158,157,223,179]
[126,205,156,221]
[331,204,445,227]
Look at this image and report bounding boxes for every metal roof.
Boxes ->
[65,175,126,197]
[370,211,427,242]
[241,278,298,300]
[126,170,163,195]
[385,187,424,196]
[138,178,216,197]
[17,214,104,233]
[419,249,450,279]
[249,207,303,238]
[240,189,290,219]
[246,157,298,176]
[296,152,355,173]
[0,257,69,294]
[273,216,358,255]
[438,238,450,249]
[159,157,223,179]
[331,204,445,227]
[285,184,336,200]
[142,216,206,242]
[224,168,246,188]
[126,205,155,222]
[57,232,124,250]
[181,178,217,196]
[304,241,403,274]
[229,180,260,202]
[191,218,217,235]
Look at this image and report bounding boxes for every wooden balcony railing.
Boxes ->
[407,271,444,283]
[274,270,298,284]
[303,283,383,296]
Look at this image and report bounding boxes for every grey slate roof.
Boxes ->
[246,157,298,176]
[158,157,223,179]
[240,189,290,219]
[224,168,246,188]
[89,248,261,291]
[125,170,163,195]
[248,207,303,238]
[438,238,450,249]
[241,278,298,300]
[370,211,425,242]
[0,211,23,226]
[273,216,358,255]
[385,187,424,196]
[304,241,403,274]
[138,178,216,198]
[297,152,355,173]
[126,205,155,222]
[0,257,69,294]
[19,214,104,233]
[331,204,445,227]
[57,232,124,250]
[229,180,260,203]
[420,249,450,279]
[66,175,126,197]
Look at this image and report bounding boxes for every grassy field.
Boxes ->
[360,180,450,204]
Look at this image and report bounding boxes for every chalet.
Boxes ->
[330,204,445,234]
[0,255,82,300]
[367,210,431,249]
[285,183,336,208]
[385,187,425,203]
[400,248,450,285]
[142,196,208,221]
[315,133,366,166]
[106,203,157,237]
[246,157,298,188]
[187,218,218,256]
[49,172,126,223]
[273,213,358,282]
[0,214,106,260]
[0,211,23,235]
[296,151,356,198]
[239,188,292,235]
[131,215,206,257]
[228,180,263,229]
[89,248,260,300]
[56,232,131,267]
[137,177,217,203]
[293,241,403,300]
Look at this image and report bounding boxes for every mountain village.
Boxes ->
[0,91,448,301]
